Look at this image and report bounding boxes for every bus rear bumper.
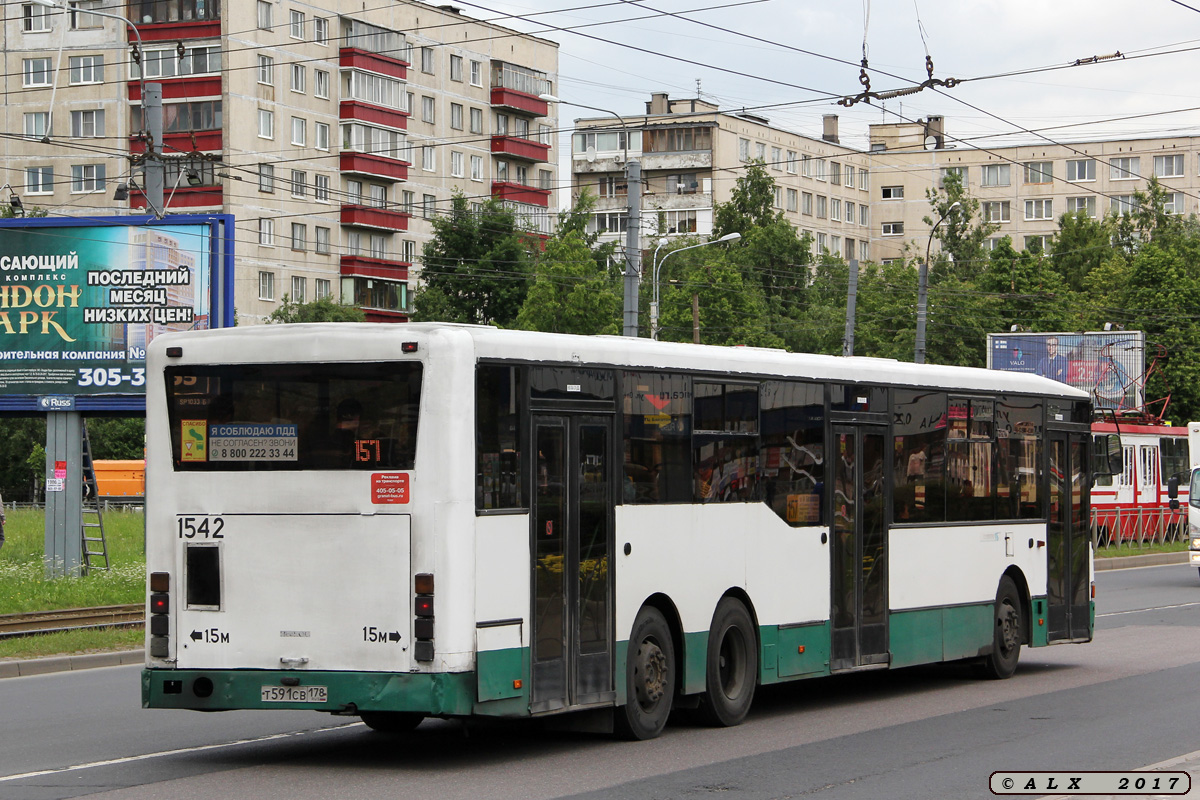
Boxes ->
[142,668,478,717]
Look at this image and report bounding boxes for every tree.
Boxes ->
[411,194,531,326]
[1052,210,1112,292]
[923,171,997,281]
[516,232,622,335]
[712,161,777,238]
[265,295,366,323]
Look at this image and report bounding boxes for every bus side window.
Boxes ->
[760,381,824,526]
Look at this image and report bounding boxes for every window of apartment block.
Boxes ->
[1154,154,1185,178]
[290,170,306,198]
[421,47,435,74]
[496,160,509,181]
[773,186,783,208]
[346,232,362,255]
[23,58,52,87]
[423,194,436,219]
[369,184,387,208]
[859,169,868,190]
[845,165,855,186]
[980,163,1010,187]
[314,17,328,44]
[786,188,798,212]
[402,240,416,262]
[259,271,275,301]
[738,138,750,162]
[860,204,868,226]
[315,69,330,98]
[859,241,868,261]
[770,147,782,171]
[291,117,306,146]
[315,227,331,254]
[23,3,52,32]
[421,96,435,124]
[135,45,220,80]
[513,117,529,139]
[401,190,414,213]
[291,276,306,303]
[315,279,331,299]
[815,159,827,181]
[256,0,271,29]
[258,55,273,85]
[68,55,103,84]
[882,221,904,236]
[422,146,435,171]
[347,180,363,204]
[450,55,463,81]
[1066,196,1096,217]
[470,107,483,134]
[289,10,305,39]
[315,122,330,151]
[755,142,766,161]
[1024,235,1048,253]
[258,109,274,139]
[786,150,797,174]
[450,103,463,130]
[1023,161,1052,184]
[831,236,841,257]
[1025,199,1053,220]
[369,235,386,259]
[982,201,1010,223]
[314,174,329,201]
[1111,195,1139,215]
[1110,157,1139,180]
[515,165,528,185]
[802,192,813,216]
[258,218,274,246]
[816,195,827,219]
[846,201,855,223]
[830,162,841,185]
[450,151,464,178]
[470,155,483,181]
[259,163,275,192]
[70,164,104,192]
[291,223,306,251]
[816,233,827,252]
[802,154,812,177]
[291,64,305,93]
[24,112,48,139]
[69,109,104,138]
[1066,159,1095,182]
[539,170,552,190]
[1164,192,1185,215]
[881,186,903,200]
[26,166,52,194]
[70,1,103,29]
[940,166,967,187]
[831,198,841,221]
[470,60,482,85]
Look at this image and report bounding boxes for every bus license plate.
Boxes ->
[260,685,327,703]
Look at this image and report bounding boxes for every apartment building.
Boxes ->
[571,94,873,262]
[868,116,1200,262]
[3,0,558,323]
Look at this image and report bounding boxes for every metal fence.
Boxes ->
[1092,504,1186,550]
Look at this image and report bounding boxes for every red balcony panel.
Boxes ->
[491,181,551,208]
[363,308,410,323]
[129,130,222,154]
[131,21,220,42]
[340,152,409,182]
[130,186,223,210]
[339,48,408,80]
[128,76,221,102]
[340,204,411,232]
[490,87,548,117]
[491,135,551,162]
[340,101,409,131]
[340,255,411,280]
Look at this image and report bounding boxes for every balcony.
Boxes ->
[128,77,220,102]
[340,254,410,280]
[128,0,221,40]
[339,48,407,80]
[340,101,408,132]
[130,186,222,210]
[340,204,410,232]
[340,152,409,183]
[490,87,548,118]
[491,135,551,163]
[490,61,550,117]
[129,130,222,154]
[491,181,551,208]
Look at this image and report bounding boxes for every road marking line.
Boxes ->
[0,722,363,783]
[1097,601,1200,618]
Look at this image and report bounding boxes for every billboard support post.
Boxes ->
[44,410,83,578]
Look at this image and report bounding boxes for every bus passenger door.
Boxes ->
[1047,432,1091,642]
[531,415,614,713]
[830,425,890,671]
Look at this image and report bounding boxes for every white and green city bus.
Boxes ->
[142,323,1102,739]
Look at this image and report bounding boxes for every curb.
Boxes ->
[0,649,144,679]
[1094,551,1190,571]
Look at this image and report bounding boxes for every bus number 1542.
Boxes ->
[177,516,225,539]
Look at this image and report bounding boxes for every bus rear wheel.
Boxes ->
[979,576,1022,680]
[615,606,675,740]
[697,598,758,727]
[360,711,424,733]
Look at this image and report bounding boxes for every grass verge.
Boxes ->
[0,627,143,661]
[1095,540,1189,558]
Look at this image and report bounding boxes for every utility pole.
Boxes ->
[144,83,165,215]
[622,160,642,337]
[842,258,859,357]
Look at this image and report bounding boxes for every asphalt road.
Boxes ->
[2,563,1198,800]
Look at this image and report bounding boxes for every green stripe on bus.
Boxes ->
[476,647,529,703]
[889,604,993,668]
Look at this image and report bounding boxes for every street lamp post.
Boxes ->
[540,93,642,336]
[650,232,741,340]
[914,201,961,364]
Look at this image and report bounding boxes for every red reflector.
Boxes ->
[415,597,434,618]
[150,593,169,613]
[414,573,434,594]
[166,346,183,357]
[402,342,418,353]
[150,572,170,592]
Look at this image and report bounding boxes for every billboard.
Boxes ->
[987,330,1145,411]
[0,215,234,412]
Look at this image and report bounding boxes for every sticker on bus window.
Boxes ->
[208,424,298,462]
[181,420,208,462]
[786,494,820,524]
[372,473,409,504]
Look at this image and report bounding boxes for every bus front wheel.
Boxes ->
[616,606,675,740]
[979,576,1022,680]
[697,597,758,727]
[360,711,424,733]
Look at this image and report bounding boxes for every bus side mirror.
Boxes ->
[1169,476,1180,509]
[1092,433,1122,477]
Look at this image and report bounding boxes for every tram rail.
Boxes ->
[0,604,144,639]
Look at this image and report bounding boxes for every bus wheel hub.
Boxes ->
[634,643,668,705]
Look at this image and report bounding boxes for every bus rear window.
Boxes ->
[165,362,422,471]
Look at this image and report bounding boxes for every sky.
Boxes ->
[472,0,1200,153]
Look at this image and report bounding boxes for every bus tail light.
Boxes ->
[414,573,434,663]
[149,572,170,657]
